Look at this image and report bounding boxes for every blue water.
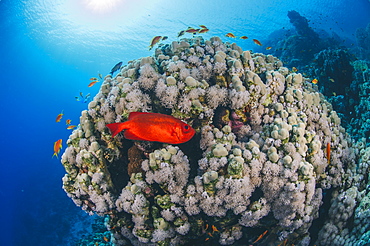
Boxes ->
[1,0,369,245]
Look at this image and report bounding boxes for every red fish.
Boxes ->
[52,139,63,158]
[326,142,331,164]
[106,112,195,144]
[66,119,71,125]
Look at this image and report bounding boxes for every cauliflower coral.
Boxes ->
[61,36,367,246]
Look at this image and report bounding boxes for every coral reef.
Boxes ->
[271,11,323,67]
[315,139,370,246]
[355,23,370,60]
[313,49,354,97]
[347,59,370,140]
[61,36,368,245]
[310,48,355,129]
[267,11,342,68]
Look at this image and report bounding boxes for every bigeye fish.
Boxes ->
[106,112,195,144]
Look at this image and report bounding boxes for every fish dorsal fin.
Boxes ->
[128,112,158,120]
[128,112,151,120]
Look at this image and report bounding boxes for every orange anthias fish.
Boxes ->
[67,125,77,130]
[312,78,318,84]
[66,119,71,125]
[239,36,248,39]
[225,32,236,38]
[252,39,262,46]
[56,110,64,122]
[252,230,268,244]
[326,142,331,164]
[198,28,209,34]
[149,36,162,50]
[185,27,199,34]
[88,80,98,87]
[106,112,196,144]
[52,139,63,158]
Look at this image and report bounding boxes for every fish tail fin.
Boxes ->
[52,153,58,159]
[106,122,128,137]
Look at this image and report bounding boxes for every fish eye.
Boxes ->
[184,125,190,131]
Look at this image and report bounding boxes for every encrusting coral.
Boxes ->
[61,36,368,245]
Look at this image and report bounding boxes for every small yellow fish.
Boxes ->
[312,78,318,84]
[292,67,298,72]
[329,78,335,83]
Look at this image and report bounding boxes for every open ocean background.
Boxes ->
[1,0,369,245]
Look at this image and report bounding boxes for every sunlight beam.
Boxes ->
[82,0,124,14]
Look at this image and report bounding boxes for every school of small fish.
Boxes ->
[147,26,270,51]
[52,62,126,159]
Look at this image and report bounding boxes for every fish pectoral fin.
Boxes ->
[170,128,181,142]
